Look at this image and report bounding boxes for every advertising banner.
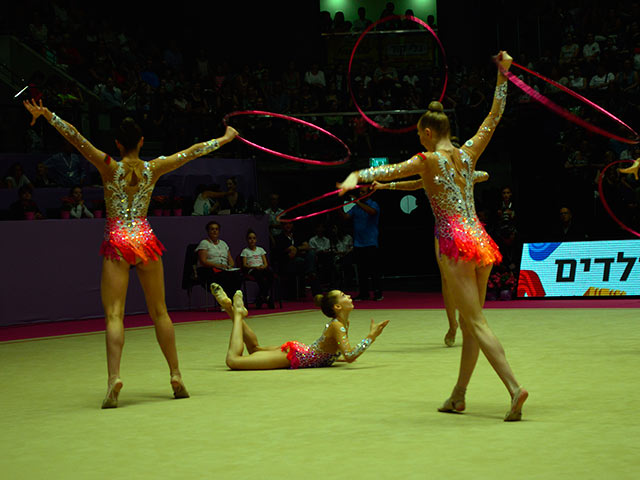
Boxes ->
[518,241,640,297]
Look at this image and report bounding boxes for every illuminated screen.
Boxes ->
[518,240,640,297]
[370,157,388,167]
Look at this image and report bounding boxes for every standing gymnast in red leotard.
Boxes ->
[339,51,528,421]
[23,99,238,408]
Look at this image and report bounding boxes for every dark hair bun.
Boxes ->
[428,101,444,113]
[116,117,143,152]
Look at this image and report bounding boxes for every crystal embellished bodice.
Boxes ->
[105,161,155,220]
[428,150,484,241]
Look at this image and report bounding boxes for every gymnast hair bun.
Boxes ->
[427,101,444,113]
[115,117,143,152]
[314,294,324,308]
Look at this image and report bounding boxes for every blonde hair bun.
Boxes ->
[427,101,444,113]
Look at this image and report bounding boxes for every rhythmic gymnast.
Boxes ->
[372,169,489,347]
[210,284,389,370]
[23,99,238,408]
[339,51,528,421]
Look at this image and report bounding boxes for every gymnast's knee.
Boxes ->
[225,354,241,370]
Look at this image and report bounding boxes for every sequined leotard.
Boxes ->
[47,113,220,264]
[358,82,508,266]
[99,159,164,264]
[280,319,374,369]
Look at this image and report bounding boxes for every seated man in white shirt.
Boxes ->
[309,222,336,285]
[196,220,241,297]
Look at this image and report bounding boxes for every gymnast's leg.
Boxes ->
[136,258,188,398]
[225,291,291,370]
[436,238,458,346]
[100,257,130,408]
[438,255,527,420]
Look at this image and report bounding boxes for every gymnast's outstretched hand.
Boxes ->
[23,99,53,125]
[369,318,390,339]
[619,158,640,180]
[337,171,359,195]
[496,50,513,72]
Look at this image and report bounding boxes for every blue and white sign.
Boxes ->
[518,240,640,297]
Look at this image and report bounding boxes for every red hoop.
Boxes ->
[598,160,640,238]
[277,185,374,222]
[348,15,449,134]
[499,61,640,144]
[223,110,351,165]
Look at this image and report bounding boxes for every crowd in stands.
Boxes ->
[2,2,640,297]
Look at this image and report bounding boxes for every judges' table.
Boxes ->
[0,214,269,326]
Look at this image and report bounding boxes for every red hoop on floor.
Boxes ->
[223,110,351,165]
[598,160,640,238]
[348,15,448,134]
[277,185,374,222]
[499,61,640,145]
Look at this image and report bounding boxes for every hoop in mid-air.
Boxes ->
[223,110,351,166]
[348,15,449,134]
[277,185,374,222]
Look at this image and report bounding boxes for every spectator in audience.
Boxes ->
[559,33,580,65]
[332,11,351,33]
[95,76,124,110]
[45,139,86,187]
[67,185,94,219]
[282,60,301,98]
[340,186,383,301]
[567,66,588,91]
[304,63,326,91]
[330,222,354,289]
[240,229,274,309]
[196,220,241,298]
[191,183,224,216]
[9,185,43,220]
[377,2,401,30]
[551,206,588,241]
[589,63,615,94]
[32,161,57,187]
[274,220,320,299]
[309,222,335,285]
[617,58,639,100]
[496,185,517,233]
[5,162,32,189]
[264,192,284,245]
[351,6,372,32]
[583,32,601,65]
[218,176,246,214]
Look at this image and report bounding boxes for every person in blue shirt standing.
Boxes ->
[342,186,383,301]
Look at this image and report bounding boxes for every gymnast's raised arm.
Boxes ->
[461,51,512,168]
[23,99,111,176]
[338,154,427,194]
[151,126,239,176]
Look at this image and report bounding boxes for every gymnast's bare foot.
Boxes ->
[210,283,232,311]
[233,290,248,317]
[504,386,528,421]
[101,377,123,409]
[444,328,456,347]
[170,374,190,399]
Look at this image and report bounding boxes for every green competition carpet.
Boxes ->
[1,307,638,479]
